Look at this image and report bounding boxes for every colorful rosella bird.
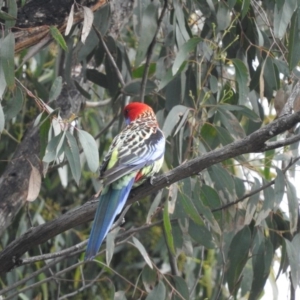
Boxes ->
[85,102,165,260]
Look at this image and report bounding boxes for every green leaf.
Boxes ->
[74,80,91,99]
[146,190,163,223]
[180,192,203,225]
[207,164,235,200]
[86,69,108,89]
[285,234,300,289]
[216,2,231,31]
[158,62,187,90]
[0,10,16,21]
[5,0,17,28]
[198,186,221,234]
[218,104,260,122]
[226,226,251,294]
[64,131,81,185]
[172,37,201,75]
[249,237,273,300]
[0,103,4,132]
[274,0,297,39]
[132,237,153,269]
[106,227,120,266]
[163,105,191,138]
[286,180,298,233]
[215,126,235,146]
[49,76,63,101]
[122,79,157,96]
[163,200,176,255]
[232,59,249,105]
[145,281,166,300]
[0,60,6,98]
[256,184,275,225]
[43,132,65,163]
[3,86,23,120]
[188,220,214,248]
[201,123,219,149]
[288,10,300,71]
[217,108,246,139]
[0,33,15,88]
[77,129,99,173]
[173,276,189,300]
[245,178,261,225]
[50,26,68,51]
[135,2,158,67]
[142,265,157,293]
[241,0,250,19]
[274,168,285,207]
[132,63,156,78]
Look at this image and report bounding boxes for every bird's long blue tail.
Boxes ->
[85,178,134,261]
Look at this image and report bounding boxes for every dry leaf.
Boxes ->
[274,89,287,117]
[65,4,74,36]
[27,164,42,202]
[81,6,94,44]
[293,94,300,112]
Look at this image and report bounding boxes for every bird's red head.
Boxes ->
[123,102,154,124]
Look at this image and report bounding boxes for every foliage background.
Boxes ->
[1,0,300,299]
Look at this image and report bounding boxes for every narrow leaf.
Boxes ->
[274,0,297,39]
[146,190,163,223]
[132,237,153,269]
[172,37,201,75]
[232,59,249,105]
[26,164,41,202]
[65,4,74,36]
[226,226,251,294]
[49,76,63,102]
[286,180,298,233]
[81,6,94,44]
[3,86,23,120]
[50,26,68,51]
[0,103,4,132]
[135,2,158,67]
[106,227,121,266]
[163,105,191,138]
[0,33,15,88]
[163,200,176,255]
[65,131,81,184]
[77,129,99,172]
[274,168,285,206]
[145,281,166,300]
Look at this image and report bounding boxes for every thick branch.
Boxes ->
[0,111,300,274]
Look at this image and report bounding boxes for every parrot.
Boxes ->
[85,102,165,260]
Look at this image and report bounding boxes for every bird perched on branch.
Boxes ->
[85,102,165,260]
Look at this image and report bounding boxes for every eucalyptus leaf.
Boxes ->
[65,131,81,185]
[145,281,166,300]
[135,2,158,67]
[77,129,99,173]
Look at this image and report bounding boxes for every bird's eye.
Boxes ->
[125,109,129,115]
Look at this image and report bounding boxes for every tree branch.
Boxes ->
[1,111,300,274]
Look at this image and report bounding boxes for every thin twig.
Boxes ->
[19,218,167,266]
[3,260,86,300]
[0,257,66,295]
[259,133,300,152]
[140,0,168,102]
[212,156,300,212]
[58,271,103,300]
[189,246,204,297]
[92,24,125,87]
